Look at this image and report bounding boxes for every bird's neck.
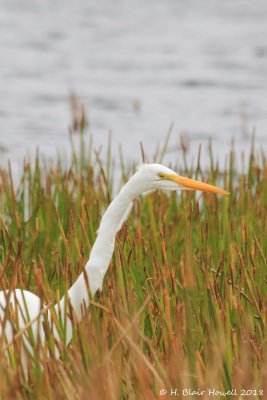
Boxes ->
[58,177,139,338]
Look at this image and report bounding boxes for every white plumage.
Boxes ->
[0,163,228,369]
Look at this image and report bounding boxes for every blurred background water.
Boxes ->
[0,0,267,171]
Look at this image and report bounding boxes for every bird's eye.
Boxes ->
[158,173,165,179]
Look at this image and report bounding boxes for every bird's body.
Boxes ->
[0,290,43,345]
[0,164,228,368]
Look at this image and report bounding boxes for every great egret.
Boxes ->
[0,163,229,365]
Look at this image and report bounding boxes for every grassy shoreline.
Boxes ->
[0,136,266,399]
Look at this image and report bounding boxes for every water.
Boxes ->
[0,0,267,172]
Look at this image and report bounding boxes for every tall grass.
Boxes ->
[0,134,266,399]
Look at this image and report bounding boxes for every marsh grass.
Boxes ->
[0,134,266,399]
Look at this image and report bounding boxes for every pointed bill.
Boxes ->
[166,174,230,195]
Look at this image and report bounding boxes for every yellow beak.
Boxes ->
[166,174,229,195]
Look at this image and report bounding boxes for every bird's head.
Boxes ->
[134,164,229,195]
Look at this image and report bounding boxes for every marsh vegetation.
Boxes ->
[0,135,266,399]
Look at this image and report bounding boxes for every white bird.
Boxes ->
[0,164,228,367]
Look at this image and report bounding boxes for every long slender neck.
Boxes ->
[58,176,140,332]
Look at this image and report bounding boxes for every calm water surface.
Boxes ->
[0,0,267,171]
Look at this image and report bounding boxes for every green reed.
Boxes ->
[0,133,266,399]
